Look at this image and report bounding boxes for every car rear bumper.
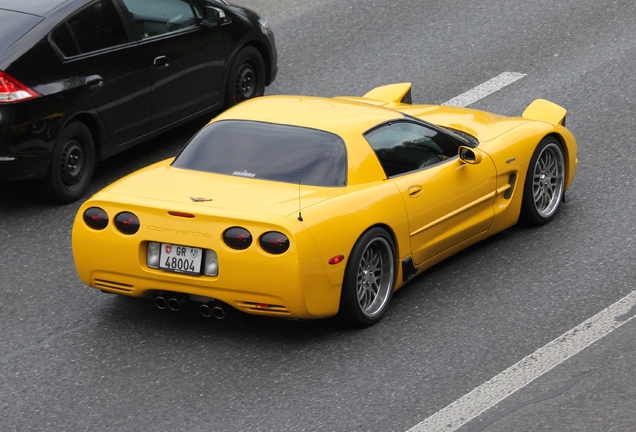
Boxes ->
[80,264,341,320]
[0,102,61,181]
[0,152,50,181]
[72,202,344,320]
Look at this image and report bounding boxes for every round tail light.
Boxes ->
[115,212,140,235]
[260,231,289,254]
[83,207,109,230]
[223,227,252,250]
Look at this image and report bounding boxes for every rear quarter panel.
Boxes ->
[299,180,411,291]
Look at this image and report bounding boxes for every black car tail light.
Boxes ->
[0,71,40,103]
[114,212,140,235]
[83,207,109,230]
[223,227,252,250]
[259,231,290,255]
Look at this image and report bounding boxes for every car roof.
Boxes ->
[0,0,74,16]
[215,95,405,136]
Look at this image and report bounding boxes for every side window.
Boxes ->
[51,0,129,57]
[120,0,197,39]
[364,121,459,177]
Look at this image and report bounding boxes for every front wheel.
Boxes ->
[38,121,95,203]
[520,136,566,226]
[225,46,266,107]
[339,227,396,327]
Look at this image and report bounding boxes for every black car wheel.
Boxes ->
[520,136,566,226]
[339,227,396,327]
[38,121,95,203]
[225,46,265,107]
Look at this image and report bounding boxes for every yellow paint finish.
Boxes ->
[72,85,578,320]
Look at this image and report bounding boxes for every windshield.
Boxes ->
[172,120,347,187]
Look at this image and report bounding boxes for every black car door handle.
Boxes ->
[153,56,170,69]
[85,75,103,89]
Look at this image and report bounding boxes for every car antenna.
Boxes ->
[297,179,303,221]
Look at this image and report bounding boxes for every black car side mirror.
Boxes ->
[201,7,225,28]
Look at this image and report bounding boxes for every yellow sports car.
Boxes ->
[72,83,577,326]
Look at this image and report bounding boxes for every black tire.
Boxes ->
[519,136,566,226]
[339,227,396,327]
[225,46,266,107]
[38,121,95,203]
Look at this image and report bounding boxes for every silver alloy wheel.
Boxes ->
[531,142,565,218]
[355,237,395,318]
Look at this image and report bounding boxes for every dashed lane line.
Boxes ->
[442,71,526,107]
[407,289,636,432]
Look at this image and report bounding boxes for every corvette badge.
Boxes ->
[190,196,213,202]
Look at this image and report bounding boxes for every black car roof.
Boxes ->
[0,0,75,16]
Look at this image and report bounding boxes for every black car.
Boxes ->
[0,0,277,202]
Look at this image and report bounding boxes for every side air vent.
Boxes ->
[504,174,517,199]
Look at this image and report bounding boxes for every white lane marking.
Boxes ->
[442,71,526,107]
[407,290,636,432]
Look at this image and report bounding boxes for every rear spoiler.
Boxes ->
[522,99,567,126]
[337,83,413,106]
[361,82,413,105]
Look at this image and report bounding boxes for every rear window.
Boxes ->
[0,10,43,53]
[172,120,347,187]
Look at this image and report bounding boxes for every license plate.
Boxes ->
[158,243,202,275]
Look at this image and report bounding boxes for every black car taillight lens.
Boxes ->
[223,227,252,250]
[0,71,40,103]
[83,207,109,230]
[260,231,290,254]
[115,212,140,234]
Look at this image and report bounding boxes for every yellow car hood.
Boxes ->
[99,161,342,217]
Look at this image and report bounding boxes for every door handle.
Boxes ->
[153,56,170,69]
[407,185,423,197]
[85,75,103,89]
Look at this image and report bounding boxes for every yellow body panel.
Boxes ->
[72,83,578,320]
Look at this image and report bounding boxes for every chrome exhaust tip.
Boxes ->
[154,295,168,310]
[199,302,213,318]
[199,301,226,319]
[212,306,226,320]
[168,296,185,312]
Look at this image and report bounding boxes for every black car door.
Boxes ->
[50,0,152,145]
[118,0,226,131]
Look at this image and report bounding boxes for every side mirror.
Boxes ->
[201,7,225,28]
[459,146,482,164]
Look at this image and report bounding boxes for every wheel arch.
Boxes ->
[58,113,105,163]
[225,40,274,88]
[354,222,402,288]
[546,132,575,191]
[338,223,399,326]
[243,40,275,86]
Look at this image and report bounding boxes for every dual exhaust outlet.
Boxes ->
[154,294,227,319]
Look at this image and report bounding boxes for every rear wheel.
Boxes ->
[520,136,565,226]
[339,227,396,326]
[225,46,265,107]
[38,121,95,203]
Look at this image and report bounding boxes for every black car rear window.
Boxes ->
[172,120,347,187]
[0,10,43,53]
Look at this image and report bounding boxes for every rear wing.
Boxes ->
[522,99,567,126]
[336,83,413,107]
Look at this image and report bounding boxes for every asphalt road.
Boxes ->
[2,1,636,431]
